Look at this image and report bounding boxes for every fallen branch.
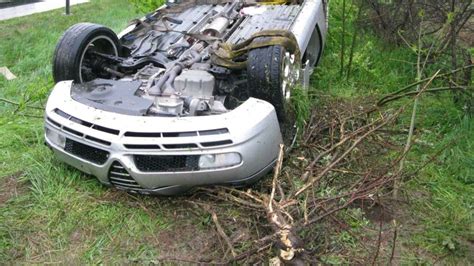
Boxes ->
[395,70,441,198]
[371,196,384,266]
[0,97,44,110]
[377,86,468,107]
[389,220,398,264]
[376,64,473,106]
[211,211,237,258]
[195,77,460,262]
[295,110,401,197]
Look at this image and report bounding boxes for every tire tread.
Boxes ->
[52,23,120,83]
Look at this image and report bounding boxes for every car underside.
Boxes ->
[44,0,328,195]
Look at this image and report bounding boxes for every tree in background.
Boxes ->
[362,0,473,114]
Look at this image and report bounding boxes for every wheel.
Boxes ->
[53,23,121,83]
[247,45,300,145]
[247,45,300,122]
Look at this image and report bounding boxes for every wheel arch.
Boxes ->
[302,23,324,68]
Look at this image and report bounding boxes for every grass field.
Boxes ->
[1,0,472,263]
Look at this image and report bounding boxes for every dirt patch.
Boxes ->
[0,171,26,205]
[355,199,397,224]
[95,190,234,262]
[152,223,218,262]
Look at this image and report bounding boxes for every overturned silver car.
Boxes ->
[44,0,328,195]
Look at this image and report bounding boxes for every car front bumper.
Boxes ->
[44,81,282,195]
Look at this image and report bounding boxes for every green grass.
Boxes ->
[0,0,472,263]
[0,1,194,263]
[403,117,474,263]
[0,0,140,164]
[315,1,473,263]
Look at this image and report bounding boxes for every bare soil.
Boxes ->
[0,171,25,205]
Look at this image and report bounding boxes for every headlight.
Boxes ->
[45,127,66,148]
[199,153,242,170]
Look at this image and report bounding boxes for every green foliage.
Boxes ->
[320,255,346,265]
[128,0,165,13]
[291,86,310,130]
[312,0,473,263]
[405,117,473,261]
[312,0,414,98]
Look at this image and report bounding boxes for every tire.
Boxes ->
[247,45,288,122]
[53,23,121,83]
[247,45,301,145]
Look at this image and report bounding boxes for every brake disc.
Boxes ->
[281,51,301,101]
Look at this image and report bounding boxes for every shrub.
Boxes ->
[128,0,165,13]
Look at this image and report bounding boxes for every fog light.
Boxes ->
[45,127,66,148]
[199,153,242,170]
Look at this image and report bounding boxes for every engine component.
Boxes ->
[201,16,230,37]
[174,70,215,99]
[148,46,204,96]
[153,96,184,115]
[187,98,208,116]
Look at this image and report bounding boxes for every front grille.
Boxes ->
[46,116,112,147]
[201,140,233,147]
[124,144,161,150]
[54,108,120,135]
[163,143,198,149]
[134,155,199,172]
[199,128,229,135]
[63,126,84,137]
[124,128,229,138]
[108,161,143,190]
[64,139,109,165]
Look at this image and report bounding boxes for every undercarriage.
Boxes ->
[45,0,328,194]
[53,0,326,119]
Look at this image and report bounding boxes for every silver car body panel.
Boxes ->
[45,81,282,194]
[291,0,327,54]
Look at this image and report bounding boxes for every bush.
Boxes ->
[128,0,165,13]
